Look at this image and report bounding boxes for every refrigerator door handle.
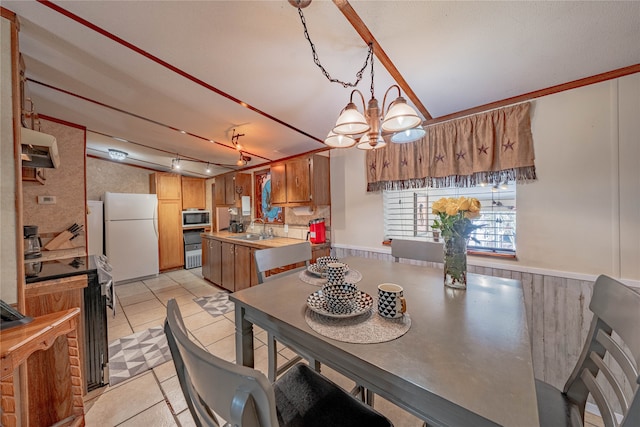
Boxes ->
[153,208,159,238]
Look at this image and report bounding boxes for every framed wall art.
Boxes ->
[254,169,284,224]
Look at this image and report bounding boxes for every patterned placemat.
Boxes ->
[194,292,235,318]
[304,306,411,344]
[108,326,172,386]
[298,268,363,286]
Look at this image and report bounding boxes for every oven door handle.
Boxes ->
[102,279,116,317]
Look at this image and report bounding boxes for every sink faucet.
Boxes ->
[252,218,267,236]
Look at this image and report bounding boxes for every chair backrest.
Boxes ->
[254,242,312,284]
[164,299,280,427]
[391,239,444,263]
[563,275,640,427]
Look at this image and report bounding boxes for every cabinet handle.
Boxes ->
[295,176,299,187]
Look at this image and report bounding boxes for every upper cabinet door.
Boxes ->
[182,177,206,210]
[270,163,286,204]
[153,173,182,200]
[286,157,311,203]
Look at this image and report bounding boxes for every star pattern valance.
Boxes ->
[366,102,537,191]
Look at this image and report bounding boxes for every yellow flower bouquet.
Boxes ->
[431,197,482,240]
[431,197,482,289]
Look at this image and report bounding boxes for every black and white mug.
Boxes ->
[377,283,407,318]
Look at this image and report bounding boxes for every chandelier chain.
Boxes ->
[297,7,372,88]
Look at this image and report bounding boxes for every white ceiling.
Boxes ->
[5,1,640,177]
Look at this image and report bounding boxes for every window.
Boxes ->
[383,183,517,256]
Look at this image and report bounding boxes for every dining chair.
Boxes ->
[391,239,444,264]
[254,242,316,382]
[535,275,640,427]
[164,299,394,427]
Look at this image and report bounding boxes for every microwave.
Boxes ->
[182,210,211,228]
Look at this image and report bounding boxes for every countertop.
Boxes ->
[201,230,330,250]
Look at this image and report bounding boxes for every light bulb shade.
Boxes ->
[381,96,422,132]
[356,133,386,150]
[325,132,356,148]
[108,149,128,161]
[333,102,370,135]
[390,125,426,144]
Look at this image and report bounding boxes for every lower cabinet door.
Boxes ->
[221,242,235,291]
[234,245,252,292]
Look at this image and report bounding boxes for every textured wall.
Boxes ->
[22,119,86,249]
[86,157,152,200]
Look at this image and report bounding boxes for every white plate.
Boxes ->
[307,263,349,278]
[306,289,373,318]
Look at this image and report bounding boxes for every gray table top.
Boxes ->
[231,256,540,426]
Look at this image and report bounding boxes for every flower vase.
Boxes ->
[443,236,468,289]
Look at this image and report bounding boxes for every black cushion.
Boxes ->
[535,379,583,427]
[274,364,393,427]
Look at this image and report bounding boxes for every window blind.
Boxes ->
[383,184,517,255]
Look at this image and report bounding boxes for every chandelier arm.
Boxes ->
[382,84,402,116]
[297,7,372,88]
[349,89,367,112]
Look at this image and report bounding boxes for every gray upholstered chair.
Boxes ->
[391,239,444,264]
[165,299,393,427]
[254,242,315,382]
[535,275,640,427]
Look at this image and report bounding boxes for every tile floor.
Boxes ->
[83,268,604,427]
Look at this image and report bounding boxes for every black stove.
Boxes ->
[24,254,114,392]
[25,256,98,283]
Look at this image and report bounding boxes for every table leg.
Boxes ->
[235,305,254,368]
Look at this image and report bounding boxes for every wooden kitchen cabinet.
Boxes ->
[151,172,185,271]
[270,163,286,204]
[157,199,184,270]
[202,236,221,285]
[271,154,330,206]
[151,172,182,200]
[182,177,206,210]
[23,276,87,427]
[207,238,256,291]
[214,172,251,207]
[221,241,234,291]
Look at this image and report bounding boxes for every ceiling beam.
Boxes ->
[333,0,432,120]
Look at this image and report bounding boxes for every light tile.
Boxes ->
[107,321,134,342]
[181,310,219,331]
[132,318,165,333]
[152,360,177,383]
[84,372,164,426]
[190,318,236,347]
[118,290,156,307]
[176,409,198,427]
[118,401,178,427]
[161,375,188,415]
[127,305,166,327]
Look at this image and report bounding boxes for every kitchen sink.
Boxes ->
[229,234,274,241]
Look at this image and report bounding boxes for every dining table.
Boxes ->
[229,256,540,427]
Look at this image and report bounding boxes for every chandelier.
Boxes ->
[290,1,425,150]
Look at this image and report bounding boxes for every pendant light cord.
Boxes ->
[297,7,372,88]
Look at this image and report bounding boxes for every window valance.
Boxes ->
[366,102,537,191]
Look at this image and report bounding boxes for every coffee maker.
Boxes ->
[308,218,326,244]
[24,225,43,278]
[24,225,42,259]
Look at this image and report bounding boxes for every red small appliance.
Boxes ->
[308,218,326,244]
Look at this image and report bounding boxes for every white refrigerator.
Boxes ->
[104,192,159,284]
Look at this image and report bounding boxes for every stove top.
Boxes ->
[25,255,99,284]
